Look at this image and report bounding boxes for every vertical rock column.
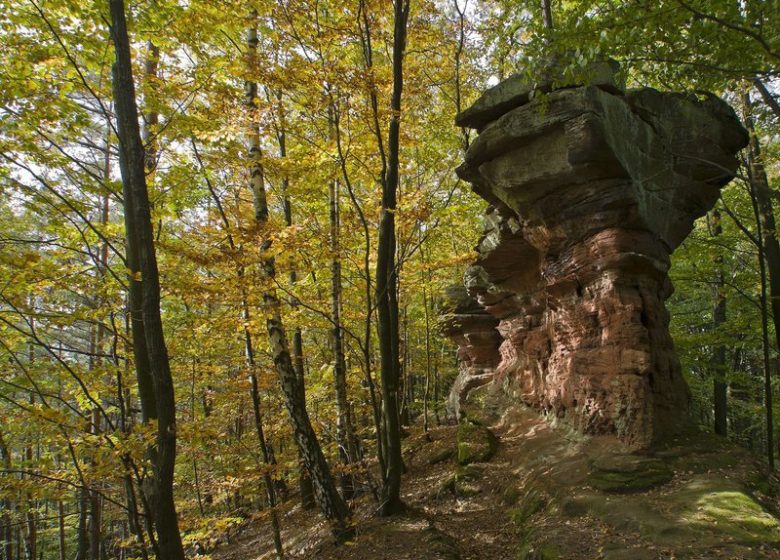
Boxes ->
[448,65,748,448]
[440,286,502,419]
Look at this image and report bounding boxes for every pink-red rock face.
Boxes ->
[447,71,748,449]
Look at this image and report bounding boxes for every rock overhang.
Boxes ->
[445,60,749,448]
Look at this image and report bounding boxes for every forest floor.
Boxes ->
[210,406,780,560]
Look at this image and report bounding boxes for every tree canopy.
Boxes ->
[0,1,778,559]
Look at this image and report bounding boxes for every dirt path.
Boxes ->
[211,409,780,560]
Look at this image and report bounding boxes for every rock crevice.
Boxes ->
[444,62,748,449]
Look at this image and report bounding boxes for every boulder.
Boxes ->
[456,418,498,465]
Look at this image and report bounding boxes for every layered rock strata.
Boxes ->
[440,286,502,418]
[447,63,748,448]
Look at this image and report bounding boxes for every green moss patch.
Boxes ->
[453,464,483,496]
[457,419,498,465]
[680,489,780,545]
[588,455,672,493]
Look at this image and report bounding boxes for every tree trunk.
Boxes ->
[743,92,778,469]
[243,299,284,558]
[76,489,88,560]
[248,361,284,557]
[115,27,158,541]
[541,0,554,30]
[109,2,186,557]
[376,0,409,517]
[142,41,159,180]
[276,90,315,510]
[57,501,65,560]
[245,11,351,540]
[0,432,13,560]
[24,403,36,560]
[422,253,432,436]
[711,208,728,436]
[89,412,101,560]
[329,176,356,499]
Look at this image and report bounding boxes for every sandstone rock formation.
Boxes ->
[440,286,501,418]
[446,61,748,449]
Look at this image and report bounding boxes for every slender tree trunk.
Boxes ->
[244,326,284,558]
[57,501,65,560]
[76,489,88,560]
[239,275,284,555]
[711,208,728,436]
[328,40,385,476]
[541,0,554,30]
[109,2,186,558]
[24,401,36,560]
[245,11,351,540]
[422,251,432,436]
[750,178,775,470]
[0,432,13,560]
[115,35,158,541]
[453,0,469,151]
[329,175,356,499]
[376,0,410,517]
[89,411,101,560]
[274,91,316,509]
[743,92,778,469]
[142,42,159,181]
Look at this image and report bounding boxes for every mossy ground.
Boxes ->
[587,456,673,493]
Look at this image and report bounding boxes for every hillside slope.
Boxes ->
[213,406,780,559]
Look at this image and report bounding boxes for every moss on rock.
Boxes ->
[588,455,672,493]
[679,487,780,545]
[457,419,498,465]
[454,464,483,496]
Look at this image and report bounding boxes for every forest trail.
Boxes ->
[211,406,780,560]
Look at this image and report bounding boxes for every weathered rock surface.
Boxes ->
[447,61,749,449]
[440,286,501,419]
[455,58,624,130]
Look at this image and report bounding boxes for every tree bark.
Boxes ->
[245,327,284,558]
[0,431,13,560]
[542,0,554,30]
[376,0,410,517]
[76,489,88,560]
[422,249,432,436]
[329,175,356,499]
[109,2,186,557]
[57,501,65,560]
[245,11,351,540]
[711,208,728,436]
[743,92,778,469]
[88,411,101,560]
[275,89,315,510]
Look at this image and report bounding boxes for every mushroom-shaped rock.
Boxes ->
[445,61,748,449]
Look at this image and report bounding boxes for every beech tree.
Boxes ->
[109,0,185,558]
[4,0,778,557]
